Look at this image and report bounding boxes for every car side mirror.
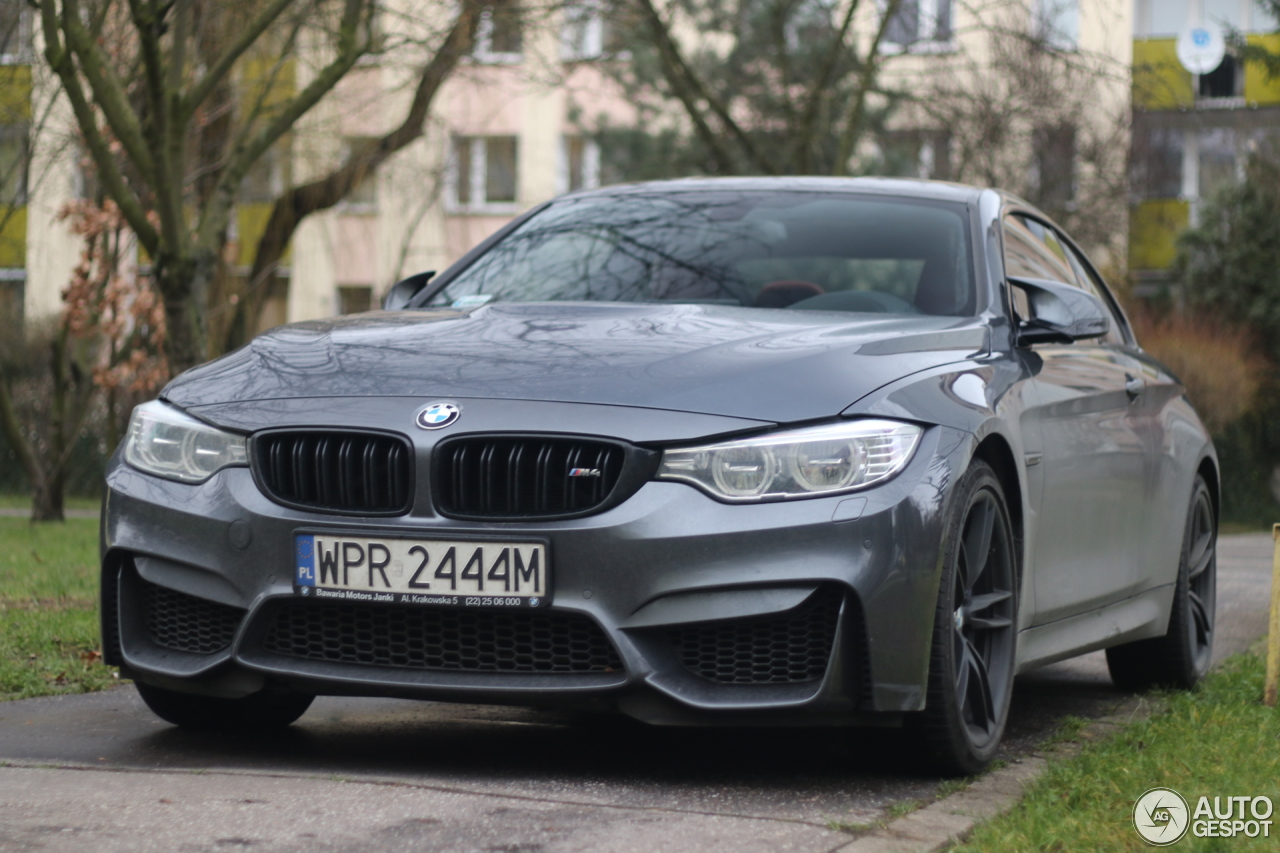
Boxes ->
[382,270,436,311]
[1008,275,1110,346]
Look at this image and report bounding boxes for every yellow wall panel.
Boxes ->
[1130,199,1190,272]
[0,205,26,268]
[236,203,291,268]
[0,66,32,123]
[1244,34,1280,105]
[1133,39,1193,110]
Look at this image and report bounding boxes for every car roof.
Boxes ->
[567,176,989,206]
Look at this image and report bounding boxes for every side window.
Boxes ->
[1002,214,1124,345]
[1002,216,1074,286]
[1052,229,1128,346]
[1002,215,1069,324]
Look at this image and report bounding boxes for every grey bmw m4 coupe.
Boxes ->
[104,178,1217,773]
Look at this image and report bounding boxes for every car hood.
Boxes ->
[163,303,989,423]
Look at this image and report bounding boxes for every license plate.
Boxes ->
[293,533,549,608]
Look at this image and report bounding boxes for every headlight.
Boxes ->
[657,420,922,502]
[123,400,248,483]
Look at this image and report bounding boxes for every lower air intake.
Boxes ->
[142,578,246,655]
[668,591,841,684]
[262,601,624,674]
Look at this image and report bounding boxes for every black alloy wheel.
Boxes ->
[914,460,1018,775]
[1107,475,1216,690]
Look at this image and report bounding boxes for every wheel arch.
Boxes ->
[971,432,1024,580]
[1196,455,1220,529]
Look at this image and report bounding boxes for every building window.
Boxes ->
[1198,127,1239,200]
[450,136,519,211]
[337,285,374,315]
[240,144,290,202]
[0,271,23,332]
[1033,0,1078,50]
[1131,124,1183,200]
[561,1,624,60]
[0,1,32,64]
[474,0,523,63]
[1198,55,1242,100]
[1031,123,1076,208]
[557,136,600,194]
[0,123,28,205]
[883,0,953,53]
[880,130,951,180]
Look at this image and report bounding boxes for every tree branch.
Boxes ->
[61,0,159,185]
[833,0,900,176]
[196,0,369,248]
[181,0,297,119]
[126,0,186,254]
[793,0,860,172]
[36,0,159,251]
[227,0,481,349]
[633,0,773,173]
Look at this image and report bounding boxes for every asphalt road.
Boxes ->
[0,534,1272,853]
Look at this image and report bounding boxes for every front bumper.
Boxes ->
[101,411,969,725]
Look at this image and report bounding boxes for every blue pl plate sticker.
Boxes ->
[296,535,315,587]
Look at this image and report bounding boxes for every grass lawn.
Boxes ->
[0,493,102,511]
[955,652,1280,852]
[0,518,118,700]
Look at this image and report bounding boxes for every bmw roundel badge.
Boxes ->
[416,401,461,430]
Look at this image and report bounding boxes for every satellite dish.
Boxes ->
[1177,22,1226,75]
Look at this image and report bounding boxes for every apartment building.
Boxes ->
[1,0,1196,332]
[0,0,635,333]
[1130,0,1280,290]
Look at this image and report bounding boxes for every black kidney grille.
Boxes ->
[263,601,624,674]
[669,592,841,684]
[255,432,411,514]
[437,437,625,518]
[142,578,246,655]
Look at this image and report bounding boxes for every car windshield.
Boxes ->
[424,191,977,316]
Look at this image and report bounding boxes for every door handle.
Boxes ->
[1124,374,1145,401]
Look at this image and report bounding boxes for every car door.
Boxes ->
[1056,236,1186,599]
[1005,214,1152,625]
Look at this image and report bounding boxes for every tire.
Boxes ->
[1106,475,1216,691]
[912,460,1018,776]
[135,681,314,732]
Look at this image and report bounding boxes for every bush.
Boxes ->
[1130,312,1263,435]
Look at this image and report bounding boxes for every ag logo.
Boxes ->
[1135,788,1190,846]
[416,401,460,430]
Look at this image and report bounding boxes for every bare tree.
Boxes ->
[34,0,480,372]
[595,0,903,176]
[0,200,166,520]
[888,5,1130,267]
[222,2,480,350]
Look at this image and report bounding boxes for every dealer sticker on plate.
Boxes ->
[294,534,549,608]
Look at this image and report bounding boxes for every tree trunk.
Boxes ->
[156,248,219,375]
[30,476,65,523]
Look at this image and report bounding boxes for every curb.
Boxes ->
[0,509,99,518]
[840,695,1161,852]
